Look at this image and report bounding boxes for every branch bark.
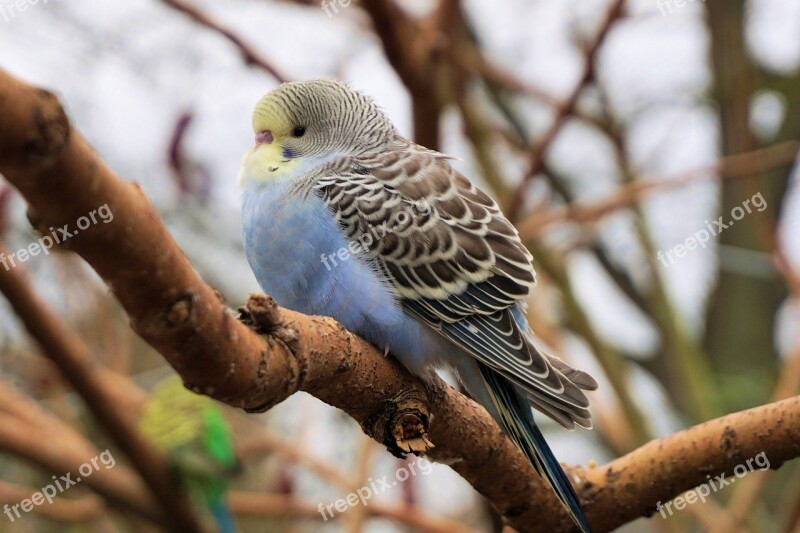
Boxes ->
[1,68,799,532]
[580,395,800,531]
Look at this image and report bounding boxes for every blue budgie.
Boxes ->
[239,79,598,532]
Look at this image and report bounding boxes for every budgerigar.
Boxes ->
[140,377,237,533]
[239,79,598,532]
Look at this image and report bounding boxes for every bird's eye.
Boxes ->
[292,126,306,137]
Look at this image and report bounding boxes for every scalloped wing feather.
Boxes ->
[310,140,594,427]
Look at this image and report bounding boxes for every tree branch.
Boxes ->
[359,0,446,148]
[160,0,287,82]
[516,141,800,240]
[582,395,800,532]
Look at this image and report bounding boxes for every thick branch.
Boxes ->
[582,396,800,531]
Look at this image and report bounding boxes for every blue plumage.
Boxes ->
[242,180,461,375]
[211,503,235,533]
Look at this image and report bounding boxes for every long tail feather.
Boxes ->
[479,364,591,533]
[212,502,236,533]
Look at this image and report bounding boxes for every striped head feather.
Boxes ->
[238,79,397,186]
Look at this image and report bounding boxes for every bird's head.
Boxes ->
[238,79,396,187]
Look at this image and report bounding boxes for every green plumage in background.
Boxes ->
[140,377,237,533]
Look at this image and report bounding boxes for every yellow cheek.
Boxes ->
[237,143,300,186]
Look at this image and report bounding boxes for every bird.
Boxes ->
[239,78,598,532]
[139,377,238,533]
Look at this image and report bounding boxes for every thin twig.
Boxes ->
[517,141,800,240]
[160,0,287,82]
[0,481,104,523]
[506,0,627,220]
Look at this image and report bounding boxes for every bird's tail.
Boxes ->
[479,364,591,533]
[211,502,236,533]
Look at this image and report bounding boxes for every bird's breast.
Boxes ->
[241,180,404,340]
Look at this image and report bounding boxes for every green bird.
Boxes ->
[139,376,237,533]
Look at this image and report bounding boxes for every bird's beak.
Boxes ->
[255,130,274,146]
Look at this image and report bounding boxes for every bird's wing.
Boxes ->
[311,141,595,426]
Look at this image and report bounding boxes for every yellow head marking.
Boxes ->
[252,96,293,138]
[238,95,303,186]
[238,79,397,187]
